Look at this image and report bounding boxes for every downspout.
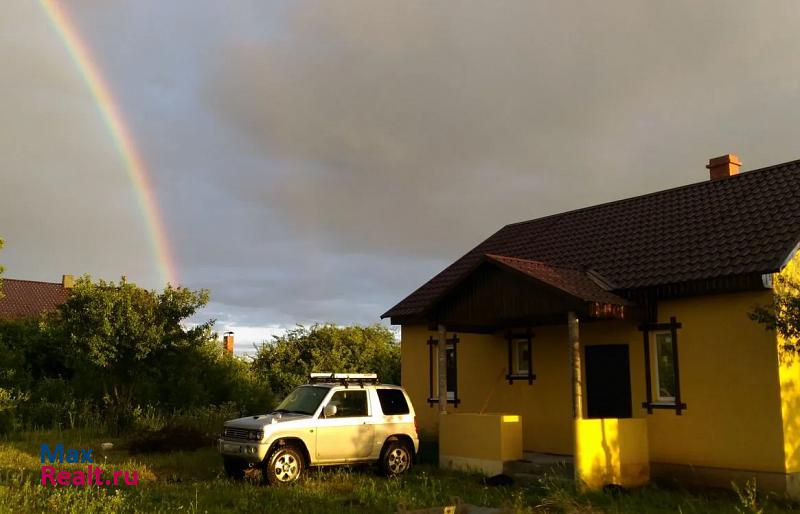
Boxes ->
[568,311,583,484]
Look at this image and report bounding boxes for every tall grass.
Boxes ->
[1,403,242,444]
[0,428,797,513]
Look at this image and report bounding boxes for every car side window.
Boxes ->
[376,389,410,415]
[326,390,368,418]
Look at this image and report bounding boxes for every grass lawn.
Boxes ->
[0,429,795,513]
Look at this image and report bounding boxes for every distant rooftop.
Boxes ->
[0,276,72,319]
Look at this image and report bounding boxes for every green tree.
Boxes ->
[55,276,212,415]
[252,323,400,400]
[751,274,800,354]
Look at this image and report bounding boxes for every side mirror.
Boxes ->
[323,404,337,418]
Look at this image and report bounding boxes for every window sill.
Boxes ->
[427,397,461,407]
[506,373,536,383]
[642,401,687,413]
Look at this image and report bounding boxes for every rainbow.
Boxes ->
[39,0,179,286]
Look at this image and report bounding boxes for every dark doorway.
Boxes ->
[584,345,632,419]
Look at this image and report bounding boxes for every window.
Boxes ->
[326,390,368,418]
[505,331,535,383]
[639,316,685,415]
[512,339,530,375]
[376,389,409,415]
[446,343,456,400]
[427,335,460,405]
[653,331,676,402]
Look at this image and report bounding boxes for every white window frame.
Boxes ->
[652,330,676,403]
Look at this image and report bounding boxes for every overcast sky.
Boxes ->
[3,1,800,346]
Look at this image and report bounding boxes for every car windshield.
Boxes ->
[273,386,329,415]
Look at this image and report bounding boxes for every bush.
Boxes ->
[126,425,212,454]
[0,387,26,434]
[0,277,399,437]
[0,277,271,434]
[252,323,400,399]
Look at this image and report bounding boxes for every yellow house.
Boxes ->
[382,154,800,496]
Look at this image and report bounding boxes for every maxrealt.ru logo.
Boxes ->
[40,444,138,487]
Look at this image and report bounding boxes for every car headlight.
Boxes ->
[248,430,264,441]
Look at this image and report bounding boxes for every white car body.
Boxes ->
[218,383,418,468]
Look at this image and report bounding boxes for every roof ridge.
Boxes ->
[505,157,800,230]
[1,278,65,286]
[485,253,579,271]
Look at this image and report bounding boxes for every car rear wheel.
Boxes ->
[380,440,412,476]
[223,457,247,480]
[263,445,304,485]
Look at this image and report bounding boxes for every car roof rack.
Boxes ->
[309,373,379,388]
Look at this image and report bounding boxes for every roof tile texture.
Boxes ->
[385,159,800,318]
[0,279,69,318]
[485,255,630,305]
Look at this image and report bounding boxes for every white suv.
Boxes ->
[218,373,419,484]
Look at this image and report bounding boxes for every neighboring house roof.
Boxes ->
[0,279,70,318]
[384,158,800,319]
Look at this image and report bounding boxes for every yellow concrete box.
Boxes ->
[575,418,650,489]
[439,413,523,476]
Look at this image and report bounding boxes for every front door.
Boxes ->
[584,344,632,419]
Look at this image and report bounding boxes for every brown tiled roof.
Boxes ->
[384,159,800,319]
[0,279,70,318]
[485,255,631,306]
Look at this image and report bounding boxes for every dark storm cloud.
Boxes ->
[205,0,800,261]
[4,0,800,344]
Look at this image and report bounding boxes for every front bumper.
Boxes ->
[218,438,268,464]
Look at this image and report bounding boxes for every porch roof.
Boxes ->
[398,254,631,329]
[484,255,630,306]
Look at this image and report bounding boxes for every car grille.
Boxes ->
[223,427,254,441]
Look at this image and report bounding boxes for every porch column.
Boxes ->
[567,310,582,484]
[568,311,582,420]
[438,324,448,413]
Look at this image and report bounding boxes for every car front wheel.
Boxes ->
[263,445,304,485]
[380,440,412,476]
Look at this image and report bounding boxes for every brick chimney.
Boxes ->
[223,332,234,355]
[707,154,741,181]
[62,274,74,289]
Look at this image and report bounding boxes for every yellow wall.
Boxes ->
[402,324,573,454]
[575,418,649,489]
[401,289,788,474]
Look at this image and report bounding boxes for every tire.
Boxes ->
[223,457,247,480]
[263,444,305,485]
[380,440,412,477]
